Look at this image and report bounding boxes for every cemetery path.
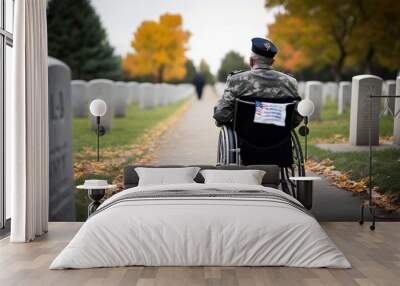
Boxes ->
[153,85,219,165]
[152,85,395,221]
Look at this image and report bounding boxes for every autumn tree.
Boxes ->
[266,0,358,81]
[47,0,122,80]
[217,51,249,82]
[266,0,400,80]
[123,14,190,83]
[349,0,400,73]
[267,14,311,74]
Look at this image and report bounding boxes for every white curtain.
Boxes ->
[8,0,49,242]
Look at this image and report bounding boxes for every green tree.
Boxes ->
[199,59,215,84]
[47,0,122,80]
[217,51,249,82]
[183,59,197,83]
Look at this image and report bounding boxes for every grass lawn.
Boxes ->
[73,100,188,221]
[72,101,187,155]
[304,98,400,196]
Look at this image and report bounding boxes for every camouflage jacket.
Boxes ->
[213,63,301,125]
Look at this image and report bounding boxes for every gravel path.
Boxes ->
[153,86,219,165]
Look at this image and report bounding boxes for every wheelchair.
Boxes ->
[217,96,310,208]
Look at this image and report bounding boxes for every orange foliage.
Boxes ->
[123,14,190,82]
[267,14,310,73]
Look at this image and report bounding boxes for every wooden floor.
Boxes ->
[0,222,399,286]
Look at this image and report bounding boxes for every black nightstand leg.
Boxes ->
[87,189,105,216]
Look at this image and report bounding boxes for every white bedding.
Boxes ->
[50,183,351,269]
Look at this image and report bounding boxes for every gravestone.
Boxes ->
[167,84,176,104]
[349,75,382,146]
[305,81,323,121]
[70,80,88,117]
[322,83,329,104]
[384,80,396,115]
[394,77,400,144]
[113,82,128,117]
[167,83,174,105]
[139,83,155,110]
[154,83,164,106]
[88,79,114,130]
[327,82,338,102]
[338,81,351,114]
[128,82,139,104]
[48,57,75,221]
[297,81,305,98]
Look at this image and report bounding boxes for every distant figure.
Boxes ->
[213,37,301,125]
[193,73,206,100]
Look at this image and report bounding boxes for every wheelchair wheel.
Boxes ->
[217,126,239,165]
[291,130,306,176]
[281,130,306,197]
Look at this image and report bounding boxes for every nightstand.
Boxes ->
[77,180,116,216]
[289,176,321,210]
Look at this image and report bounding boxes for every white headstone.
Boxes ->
[139,83,155,110]
[169,84,178,104]
[322,83,329,104]
[393,77,400,144]
[88,79,114,130]
[113,82,129,117]
[338,81,351,114]
[327,82,338,102]
[384,80,396,115]
[349,75,382,146]
[127,82,140,104]
[71,80,88,117]
[297,81,305,98]
[305,81,323,121]
[159,83,169,105]
[48,57,75,221]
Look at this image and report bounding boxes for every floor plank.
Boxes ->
[0,222,399,286]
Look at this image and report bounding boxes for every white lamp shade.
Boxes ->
[297,99,315,117]
[89,99,107,117]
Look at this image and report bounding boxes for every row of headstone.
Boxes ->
[302,81,350,116]
[138,83,195,110]
[70,80,195,130]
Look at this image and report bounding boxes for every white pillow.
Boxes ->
[135,167,200,186]
[200,169,266,185]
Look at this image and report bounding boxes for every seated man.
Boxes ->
[213,37,302,126]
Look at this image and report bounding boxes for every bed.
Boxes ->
[50,165,350,269]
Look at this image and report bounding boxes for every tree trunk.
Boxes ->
[157,65,164,83]
[363,45,375,74]
[332,43,346,82]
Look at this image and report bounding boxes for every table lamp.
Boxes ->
[89,99,107,161]
[297,99,315,161]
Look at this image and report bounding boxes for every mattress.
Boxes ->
[50,183,350,269]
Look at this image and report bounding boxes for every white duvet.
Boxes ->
[50,183,351,269]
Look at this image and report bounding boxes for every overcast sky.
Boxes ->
[93,0,278,73]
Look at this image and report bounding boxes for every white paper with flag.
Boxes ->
[254,101,288,126]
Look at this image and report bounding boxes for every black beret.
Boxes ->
[251,38,278,58]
